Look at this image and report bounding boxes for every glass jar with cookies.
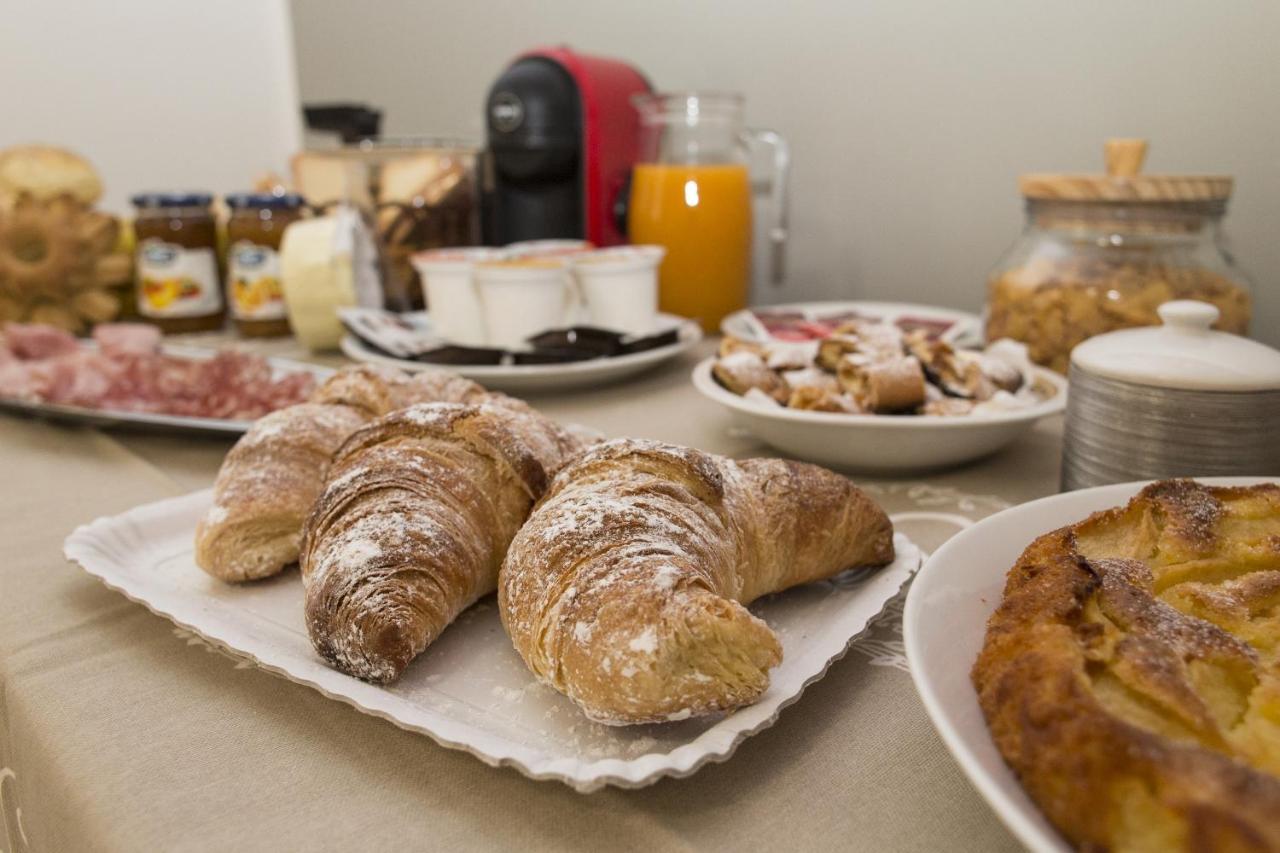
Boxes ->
[985,139,1252,373]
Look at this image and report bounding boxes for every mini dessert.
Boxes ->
[973,480,1280,851]
[788,385,860,413]
[711,350,790,402]
[712,319,1053,416]
[836,355,926,412]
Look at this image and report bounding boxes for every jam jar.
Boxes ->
[225,193,306,337]
[131,193,225,333]
[985,139,1252,373]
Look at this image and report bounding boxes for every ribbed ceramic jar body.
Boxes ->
[1061,365,1280,491]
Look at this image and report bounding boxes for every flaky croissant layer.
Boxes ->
[499,439,895,724]
[300,402,586,683]
[195,364,544,583]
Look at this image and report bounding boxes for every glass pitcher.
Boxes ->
[627,93,789,332]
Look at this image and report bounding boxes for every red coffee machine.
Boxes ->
[482,47,651,247]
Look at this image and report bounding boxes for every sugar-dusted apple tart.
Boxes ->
[973,480,1280,852]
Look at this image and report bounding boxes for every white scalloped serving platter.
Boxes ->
[64,489,919,792]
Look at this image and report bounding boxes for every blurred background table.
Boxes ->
[0,336,1061,852]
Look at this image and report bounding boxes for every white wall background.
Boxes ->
[0,0,302,215]
[292,0,1280,344]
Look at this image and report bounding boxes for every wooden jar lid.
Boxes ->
[1019,139,1233,202]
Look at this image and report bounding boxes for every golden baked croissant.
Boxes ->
[498,439,895,724]
[194,364,497,582]
[300,402,587,683]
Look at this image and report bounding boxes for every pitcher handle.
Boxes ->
[743,128,790,287]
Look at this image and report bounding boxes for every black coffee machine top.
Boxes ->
[484,58,583,244]
[481,47,651,248]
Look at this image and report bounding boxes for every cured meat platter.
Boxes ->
[0,323,331,436]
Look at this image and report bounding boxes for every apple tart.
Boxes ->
[973,480,1280,851]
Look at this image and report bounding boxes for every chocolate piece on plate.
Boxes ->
[414,345,507,365]
[526,326,626,357]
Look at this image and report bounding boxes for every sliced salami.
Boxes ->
[0,322,316,421]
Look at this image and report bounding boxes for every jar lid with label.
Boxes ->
[1071,301,1280,392]
[131,192,214,208]
[225,192,306,210]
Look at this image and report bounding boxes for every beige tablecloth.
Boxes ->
[0,338,1063,852]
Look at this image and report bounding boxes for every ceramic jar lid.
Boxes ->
[1070,301,1280,392]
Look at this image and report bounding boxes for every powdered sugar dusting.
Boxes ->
[628,627,658,654]
[299,392,590,683]
[499,436,892,724]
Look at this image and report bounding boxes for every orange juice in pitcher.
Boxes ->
[629,163,751,330]
[628,93,787,332]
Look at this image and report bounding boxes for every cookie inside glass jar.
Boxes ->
[985,139,1252,373]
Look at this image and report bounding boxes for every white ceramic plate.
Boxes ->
[0,345,332,436]
[340,313,702,394]
[64,488,920,792]
[691,358,1067,473]
[903,476,1277,852]
[722,301,984,347]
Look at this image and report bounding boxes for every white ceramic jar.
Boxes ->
[1062,300,1280,490]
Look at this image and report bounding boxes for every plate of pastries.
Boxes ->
[693,308,1066,472]
[905,477,1280,852]
[65,363,919,790]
